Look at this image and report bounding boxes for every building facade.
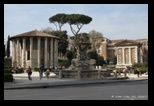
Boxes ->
[10,30,60,68]
[97,38,148,68]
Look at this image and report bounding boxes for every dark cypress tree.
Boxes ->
[6,35,10,58]
[4,44,6,57]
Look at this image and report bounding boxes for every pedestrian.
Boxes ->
[54,66,58,70]
[60,65,63,70]
[39,65,44,79]
[49,66,52,71]
[117,70,121,75]
[132,68,135,74]
[18,64,21,73]
[123,68,127,77]
[44,68,50,78]
[12,66,18,73]
[26,66,32,80]
[136,67,140,77]
[124,66,128,77]
[127,66,131,75]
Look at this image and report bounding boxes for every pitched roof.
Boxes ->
[10,29,60,40]
[110,39,125,43]
[114,40,142,46]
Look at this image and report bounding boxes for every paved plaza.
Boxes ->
[4,71,148,90]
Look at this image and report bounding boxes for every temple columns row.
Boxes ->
[117,47,138,66]
[12,37,58,68]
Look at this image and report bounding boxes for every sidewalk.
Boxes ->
[4,72,148,90]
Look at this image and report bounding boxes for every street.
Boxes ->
[4,80,148,100]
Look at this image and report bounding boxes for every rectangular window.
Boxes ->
[97,49,100,53]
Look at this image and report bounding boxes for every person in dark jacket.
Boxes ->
[39,65,44,79]
[27,66,32,80]
[136,67,140,78]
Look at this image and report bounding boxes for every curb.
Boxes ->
[4,78,148,90]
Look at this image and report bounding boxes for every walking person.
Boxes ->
[44,68,50,78]
[136,67,140,78]
[27,66,32,80]
[18,64,21,73]
[39,65,44,79]
[124,66,128,77]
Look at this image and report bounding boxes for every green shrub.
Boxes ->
[141,62,148,67]
[4,73,13,82]
[4,67,14,73]
[140,67,148,74]
[4,58,12,67]
[132,62,148,74]
[31,67,40,71]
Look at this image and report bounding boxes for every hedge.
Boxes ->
[4,67,14,73]
[4,73,14,82]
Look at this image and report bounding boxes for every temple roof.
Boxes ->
[10,29,60,40]
[114,39,142,46]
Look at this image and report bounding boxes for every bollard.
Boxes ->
[113,69,117,79]
[59,70,62,79]
[98,70,101,79]
[114,71,117,79]
[78,70,81,80]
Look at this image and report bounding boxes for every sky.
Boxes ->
[4,4,148,44]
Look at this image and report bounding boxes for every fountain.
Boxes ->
[53,34,112,79]
[68,34,96,70]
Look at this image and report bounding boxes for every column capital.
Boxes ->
[30,37,33,43]
[22,38,26,42]
[17,38,20,42]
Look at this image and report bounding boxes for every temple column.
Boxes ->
[30,37,33,67]
[14,40,16,66]
[140,48,143,63]
[129,47,131,65]
[135,46,138,63]
[17,39,20,66]
[12,40,15,67]
[37,37,41,68]
[44,38,48,68]
[54,39,58,67]
[19,42,22,66]
[22,38,26,68]
[116,48,119,65]
[122,48,125,65]
[50,38,53,68]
